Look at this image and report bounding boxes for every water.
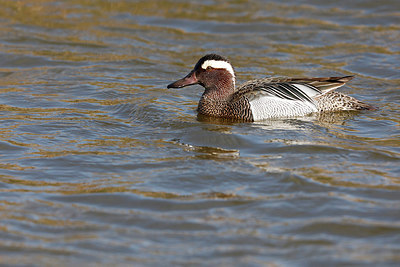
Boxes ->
[0,0,399,266]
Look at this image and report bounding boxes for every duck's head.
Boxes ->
[167,54,236,92]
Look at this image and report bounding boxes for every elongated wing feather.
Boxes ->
[260,83,320,102]
[290,76,354,94]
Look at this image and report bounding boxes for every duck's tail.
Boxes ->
[315,91,375,111]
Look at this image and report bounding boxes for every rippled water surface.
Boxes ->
[0,0,399,266]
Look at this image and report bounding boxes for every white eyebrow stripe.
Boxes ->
[201,60,235,78]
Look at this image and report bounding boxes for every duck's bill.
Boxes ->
[167,71,198,88]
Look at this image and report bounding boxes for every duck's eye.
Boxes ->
[206,66,212,71]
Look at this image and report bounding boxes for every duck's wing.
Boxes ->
[236,77,319,105]
[236,76,354,102]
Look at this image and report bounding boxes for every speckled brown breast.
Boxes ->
[197,96,254,121]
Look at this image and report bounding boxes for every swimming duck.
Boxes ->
[167,54,373,121]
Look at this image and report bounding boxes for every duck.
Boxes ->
[167,54,374,121]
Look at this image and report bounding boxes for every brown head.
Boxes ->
[167,54,236,99]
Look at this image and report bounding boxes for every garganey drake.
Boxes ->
[167,54,374,121]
